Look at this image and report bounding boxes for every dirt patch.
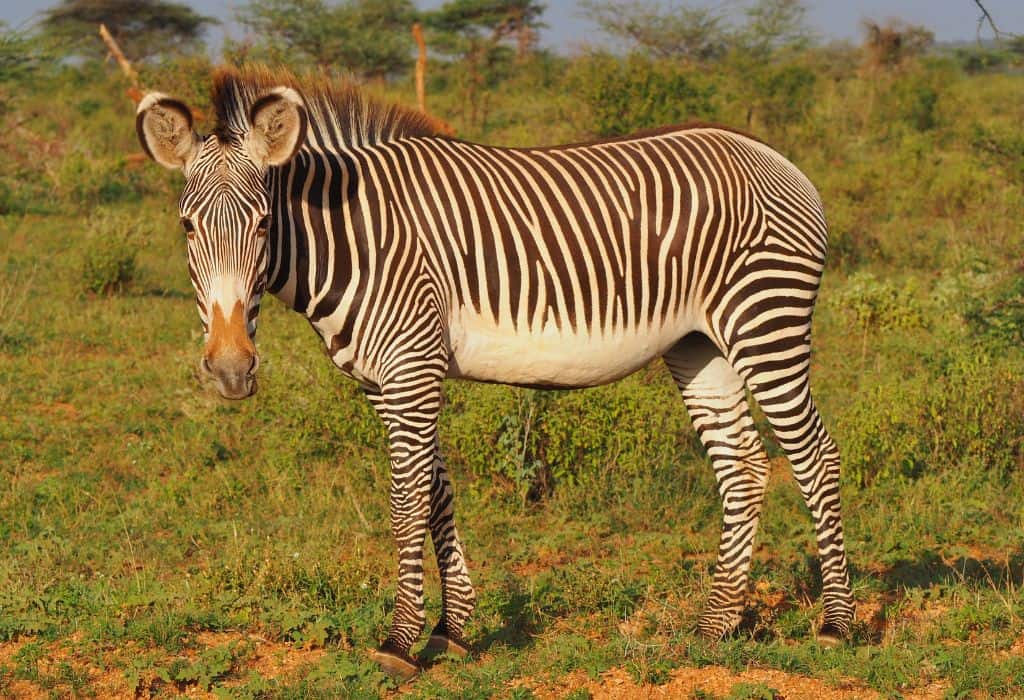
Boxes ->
[0,631,326,699]
[525,664,950,700]
[523,665,868,699]
[196,631,326,684]
[30,401,80,420]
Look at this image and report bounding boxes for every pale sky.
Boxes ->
[4,0,1023,52]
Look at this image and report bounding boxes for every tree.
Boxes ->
[426,0,546,128]
[41,0,216,61]
[0,24,47,85]
[235,0,417,78]
[736,0,813,57]
[579,0,728,63]
[581,0,812,64]
[428,0,545,62]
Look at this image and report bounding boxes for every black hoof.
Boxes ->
[370,642,421,682]
[816,623,847,647]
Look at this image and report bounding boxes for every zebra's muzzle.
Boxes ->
[202,353,258,400]
[202,299,259,399]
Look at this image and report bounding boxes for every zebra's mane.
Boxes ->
[211,65,441,149]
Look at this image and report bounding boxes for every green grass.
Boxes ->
[1,53,1023,698]
[2,195,1023,700]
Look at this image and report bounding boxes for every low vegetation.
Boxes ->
[1,1,1023,697]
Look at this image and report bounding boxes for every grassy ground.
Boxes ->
[3,171,1024,700]
[2,57,1024,698]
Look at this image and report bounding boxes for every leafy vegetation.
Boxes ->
[233,0,417,77]
[1,0,1023,697]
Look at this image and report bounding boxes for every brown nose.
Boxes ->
[203,300,258,400]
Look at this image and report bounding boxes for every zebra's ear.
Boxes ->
[246,87,307,167]
[136,93,201,170]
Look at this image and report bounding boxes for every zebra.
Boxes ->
[136,66,854,679]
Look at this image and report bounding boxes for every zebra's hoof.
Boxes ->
[370,643,420,682]
[422,633,471,660]
[816,623,846,648]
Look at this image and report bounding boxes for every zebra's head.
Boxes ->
[136,88,307,399]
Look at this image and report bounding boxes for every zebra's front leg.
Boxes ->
[422,447,476,658]
[666,335,770,639]
[368,374,444,680]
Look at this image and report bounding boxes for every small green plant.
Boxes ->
[168,642,242,691]
[727,683,780,700]
[12,641,45,681]
[79,208,146,295]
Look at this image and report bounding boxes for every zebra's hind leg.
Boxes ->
[664,334,771,640]
[422,445,475,660]
[739,361,854,644]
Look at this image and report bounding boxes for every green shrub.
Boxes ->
[963,272,1024,346]
[838,348,1024,486]
[568,53,717,137]
[875,65,952,134]
[828,272,927,331]
[970,123,1024,184]
[79,208,147,295]
[743,61,818,132]
[55,152,151,206]
[441,367,706,508]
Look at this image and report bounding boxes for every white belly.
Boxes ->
[447,308,691,388]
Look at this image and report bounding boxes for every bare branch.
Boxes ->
[98,23,138,87]
[973,0,1020,43]
[412,22,426,114]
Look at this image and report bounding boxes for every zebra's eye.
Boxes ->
[256,215,270,238]
[180,217,196,239]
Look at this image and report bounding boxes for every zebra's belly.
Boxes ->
[446,310,690,388]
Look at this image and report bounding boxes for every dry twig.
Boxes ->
[973,0,1021,42]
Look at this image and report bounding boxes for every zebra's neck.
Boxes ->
[265,147,395,331]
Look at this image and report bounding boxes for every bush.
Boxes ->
[838,348,1024,486]
[441,367,703,507]
[740,60,818,132]
[568,52,717,137]
[970,123,1024,184]
[963,272,1024,346]
[79,208,147,294]
[827,272,927,331]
